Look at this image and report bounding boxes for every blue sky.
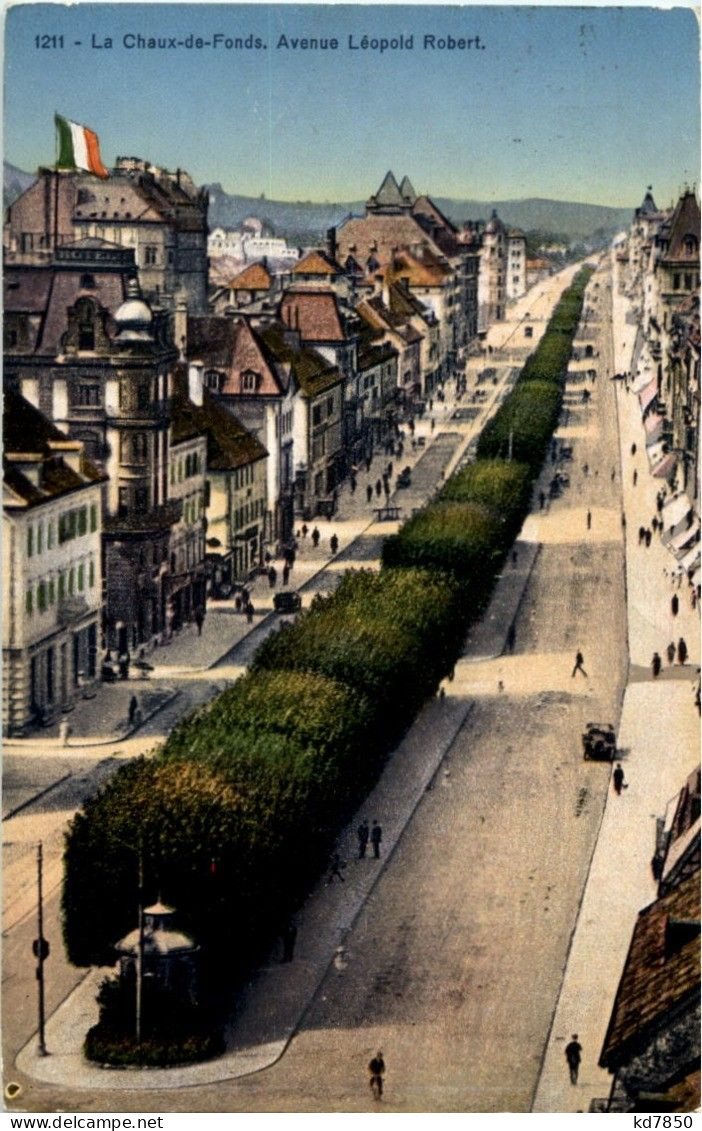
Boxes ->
[4,4,700,207]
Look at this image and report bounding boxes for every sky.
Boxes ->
[3,3,700,208]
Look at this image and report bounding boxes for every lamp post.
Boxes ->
[34,842,49,1057]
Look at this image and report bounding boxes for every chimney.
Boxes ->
[326,226,337,263]
[4,452,42,486]
[174,291,188,360]
[188,360,204,407]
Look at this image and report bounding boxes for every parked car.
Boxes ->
[273,591,302,614]
[582,722,616,761]
[396,467,412,489]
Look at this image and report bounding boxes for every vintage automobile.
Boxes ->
[273,591,302,614]
[582,722,617,761]
[396,467,412,489]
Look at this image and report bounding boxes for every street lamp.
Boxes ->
[33,842,50,1057]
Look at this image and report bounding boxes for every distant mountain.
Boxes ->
[4,161,632,242]
[4,161,35,207]
[206,183,632,244]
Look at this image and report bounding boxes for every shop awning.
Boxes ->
[679,543,701,574]
[670,520,700,554]
[662,492,692,528]
[644,412,664,437]
[638,378,658,412]
[653,454,677,479]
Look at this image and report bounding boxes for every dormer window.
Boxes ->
[241,370,260,393]
[683,236,698,256]
[80,273,96,290]
[78,321,95,350]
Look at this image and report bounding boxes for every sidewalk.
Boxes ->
[531,257,700,1113]
[12,279,583,1093]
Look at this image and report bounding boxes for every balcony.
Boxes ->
[104,499,182,536]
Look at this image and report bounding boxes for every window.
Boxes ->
[144,246,158,266]
[58,572,65,600]
[77,507,87,536]
[89,559,95,587]
[37,523,43,554]
[327,395,334,418]
[136,381,150,410]
[25,587,33,615]
[80,273,96,289]
[37,581,47,611]
[312,404,322,426]
[4,328,18,348]
[133,433,148,461]
[242,370,259,393]
[78,319,95,351]
[27,526,33,557]
[135,486,148,512]
[89,504,97,533]
[78,564,85,591]
[76,384,101,407]
[673,274,680,290]
[118,487,130,516]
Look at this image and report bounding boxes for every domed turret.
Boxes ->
[114,277,154,341]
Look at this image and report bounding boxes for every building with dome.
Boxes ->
[3,239,206,653]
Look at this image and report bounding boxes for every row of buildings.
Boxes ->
[615,187,700,519]
[2,162,528,734]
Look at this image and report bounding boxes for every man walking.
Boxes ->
[326,852,346,884]
[586,510,592,531]
[565,1035,582,1085]
[571,651,588,678]
[357,819,369,859]
[370,820,382,859]
[652,652,662,678]
[667,641,677,665]
[128,694,139,728]
[678,637,688,665]
[368,1051,385,1100]
[613,763,625,795]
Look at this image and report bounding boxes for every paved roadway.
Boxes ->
[4,264,594,1112]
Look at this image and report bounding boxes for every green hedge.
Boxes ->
[63,266,592,988]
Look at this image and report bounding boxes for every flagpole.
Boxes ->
[53,114,60,254]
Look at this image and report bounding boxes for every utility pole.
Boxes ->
[135,838,144,1053]
[34,842,49,1056]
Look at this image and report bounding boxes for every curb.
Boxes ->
[2,770,73,822]
[2,688,180,754]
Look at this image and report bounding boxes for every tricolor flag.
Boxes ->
[55,114,109,178]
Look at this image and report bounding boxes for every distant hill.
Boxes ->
[4,161,632,242]
[206,183,632,244]
[4,161,35,207]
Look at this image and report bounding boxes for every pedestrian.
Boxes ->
[281,920,297,963]
[350,474,357,495]
[671,594,679,617]
[387,462,393,477]
[330,533,339,555]
[194,608,204,636]
[311,527,320,548]
[118,650,130,680]
[326,852,346,884]
[384,479,391,497]
[368,1051,385,1100]
[652,652,662,678]
[611,468,616,482]
[246,602,254,624]
[638,526,645,545]
[128,694,138,727]
[268,565,277,588]
[678,637,688,666]
[565,1035,582,1085]
[571,651,588,678]
[301,523,308,539]
[613,763,625,795]
[366,455,372,473]
[370,820,382,859]
[431,418,435,432]
[645,528,651,547]
[633,470,638,487]
[692,589,698,611]
[282,563,290,586]
[582,463,589,477]
[506,623,516,653]
[366,483,373,504]
[586,510,592,531]
[667,642,676,666]
[357,819,369,859]
[631,442,637,456]
[539,490,546,511]
[375,479,382,498]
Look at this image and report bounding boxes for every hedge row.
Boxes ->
[63,266,592,987]
[64,570,463,968]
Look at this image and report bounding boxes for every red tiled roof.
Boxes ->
[227,262,273,291]
[279,290,345,342]
[599,870,700,1068]
[187,316,287,397]
[662,192,701,265]
[336,212,446,268]
[293,250,341,276]
[171,365,267,468]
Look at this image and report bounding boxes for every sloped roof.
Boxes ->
[3,389,104,507]
[371,170,405,208]
[171,366,268,468]
[337,212,445,268]
[187,316,287,397]
[411,194,456,234]
[599,870,700,1068]
[662,192,701,264]
[399,175,417,203]
[279,290,345,342]
[637,188,658,216]
[293,249,341,276]
[386,247,452,287]
[227,262,273,291]
[259,325,341,398]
